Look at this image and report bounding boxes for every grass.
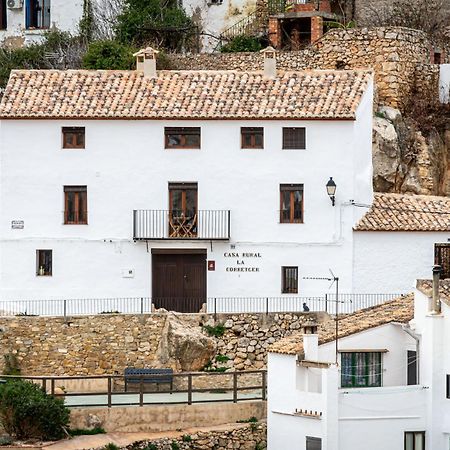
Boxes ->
[69,427,106,436]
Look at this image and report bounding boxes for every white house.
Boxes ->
[0,48,448,314]
[0,0,83,47]
[267,271,450,450]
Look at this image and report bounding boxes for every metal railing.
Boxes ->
[268,0,316,14]
[220,11,262,41]
[0,294,405,318]
[0,371,266,408]
[133,210,231,240]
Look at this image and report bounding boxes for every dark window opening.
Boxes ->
[36,250,52,276]
[447,374,450,399]
[280,184,304,223]
[306,436,322,450]
[0,0,7,30]
[26,0,51,29]
[281,17,312,50]
[404,431,425,450]
[282,266,298,294]
[62,127,85,149]
[407,350,417,385]
[165,127,201,149]
[64,186,87,224]
[435,243,450,279]
[433,52,442,65]
[341,352,382,388]
[282,127,306,149]
[241,127,264,149]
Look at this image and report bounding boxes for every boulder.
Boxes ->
[86,413,103,430]
[156,313,216,371]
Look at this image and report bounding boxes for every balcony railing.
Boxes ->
[133,210,231,240]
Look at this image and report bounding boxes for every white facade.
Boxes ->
[267,285,450,450]
[353,231,450,293]
[0,87,374,302]
[0,0,83,47]
[440,64,450,104]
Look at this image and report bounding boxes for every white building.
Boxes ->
[0,0,83,47]
[267,273,450,450]
[0,49,448,314]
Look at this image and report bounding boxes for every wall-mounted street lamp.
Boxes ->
[326,177,337,206]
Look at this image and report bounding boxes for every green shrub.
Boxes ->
[143,445,157,450]
[82,40,136,70]
[203,324,225,337]
[181,434,192,442]
[104,444,120,450]
[171,441,180,450]
[220,36,262,53]
[215,354,230,363]
[0,380,69,440]
[69,427,106,436]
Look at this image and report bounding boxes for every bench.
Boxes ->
[124,368,173,392]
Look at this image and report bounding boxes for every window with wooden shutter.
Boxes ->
[241,127,264,149]
[36,250,52,276]
[435,243,450,279]
[64,186,88,224]
[282,127,306,149]
[280,184,304,223]
[62,127,85,149]
[165,127,201,149]
[282,266,298,294]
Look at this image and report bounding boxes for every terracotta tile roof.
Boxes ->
[416,279,450,306]
[0,69,372,120]
[354,192,450,232]
[269,294,414,355]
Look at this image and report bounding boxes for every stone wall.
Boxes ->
[0,312,325,376]
[123,422,267,450]
[167,27,439,110]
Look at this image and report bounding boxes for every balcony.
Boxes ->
[133,210,231,240]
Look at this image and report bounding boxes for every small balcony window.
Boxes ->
[282,266,298,294]
[241,127,264,149]
[165,127,201,149]
[435,243,450,279]
[26,0,51,29]
[62,127,85,149]
[341,352,382,388]
[280,184,304,223]
[36,249,52,276]
[0,0,7,30]
[64,186,87,224]
[283,127,306,150]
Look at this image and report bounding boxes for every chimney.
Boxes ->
[133,47,159,79]
[260,46,277,79]
[431,265,442,314]
[303,334,319,361]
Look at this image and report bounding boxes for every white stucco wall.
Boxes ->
[0,0,83,46]
[440,64,450,104]
[0,107,373,301]
[353,231,450,294]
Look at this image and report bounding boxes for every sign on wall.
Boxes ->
[224,252,261,272]
[11,220,24,229]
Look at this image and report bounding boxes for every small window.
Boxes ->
[341,352,382,388]
[64,186,88,224]
[407,350,417,385]
[447,374,450,399]
[165,127,201,149]
[62,127,85,149]
[282,266,298,294]
[241,127,264,149]
[36,250,52,276]
[404,432,425,450]
[433,52,441,65]
[280,184,304,223]
[282,127,306,149]
[306,437,322,450]
[0,0,6,30]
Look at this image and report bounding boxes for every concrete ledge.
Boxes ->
[69,400,267,432]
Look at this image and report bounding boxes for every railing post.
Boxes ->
[51,378,55,396]
[42,378,47,393]
[325,294,328,313]
[187,373,192,405]
[227,210,231,239]
[139,375,144,407]
[214,297,217,322]
[265,297,269,316]
[63,299,67,321]
[233,371,238,403]
[107,376,112,408]
[262,371,266,401]
[140,297,144,315]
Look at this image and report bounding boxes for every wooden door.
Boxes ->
[152,253,206,313]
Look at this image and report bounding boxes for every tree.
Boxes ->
[92,0,124,40]
[115,0,197,52]
[359,0,450,41]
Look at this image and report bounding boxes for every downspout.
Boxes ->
[401,324,420,384]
